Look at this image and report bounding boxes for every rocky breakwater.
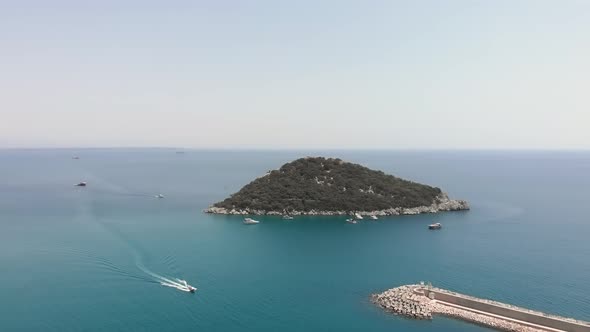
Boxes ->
[371,285,433,319]
[372,285,552,332]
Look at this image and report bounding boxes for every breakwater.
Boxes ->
[372,284,590,332]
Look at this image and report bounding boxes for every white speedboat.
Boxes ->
[354,213,363,220]
[370,215,378,220]
[182,280,197,293]
[156,194,165,198]
[243,218,260,225]
[282,215,294,220]
[347,219,358,224]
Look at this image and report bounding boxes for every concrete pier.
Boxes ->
[372,284,590,332]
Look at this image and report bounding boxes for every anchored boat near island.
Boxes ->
[428,222,442,230]
[243,218,260,225]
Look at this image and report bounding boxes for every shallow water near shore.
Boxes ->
[0,149,589,332]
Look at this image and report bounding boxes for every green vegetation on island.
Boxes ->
[206,157,468,215]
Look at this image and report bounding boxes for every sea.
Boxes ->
[0,149,588,332]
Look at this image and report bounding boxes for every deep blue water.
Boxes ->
[0,149,589,332]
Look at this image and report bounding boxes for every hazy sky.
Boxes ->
[1,1,588,149]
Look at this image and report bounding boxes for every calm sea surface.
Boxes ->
[0,149,589,332]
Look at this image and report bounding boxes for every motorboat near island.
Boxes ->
[282,215,294,220]
[428,222,442,230]
[243,218,260,225]
[346,218,358,224]
[354,213,364,220]
[75,182,87,187]
[370,215,378,220]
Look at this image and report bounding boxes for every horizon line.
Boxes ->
[1,146,589,152]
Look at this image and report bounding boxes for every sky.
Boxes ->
[1,0,589,149]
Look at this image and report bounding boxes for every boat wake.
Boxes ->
[72,171,196,294]
[160,278,194,292]
[136,257,196,293]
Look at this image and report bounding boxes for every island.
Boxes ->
[204,157,469,216]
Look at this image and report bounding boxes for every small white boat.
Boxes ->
[428,222,442,230]
[155,194,165,198]
[182,280,197,293]
[243,218,260,225]
[347,219,358,224]
[370,215,378,220]
[282,215,294,220]
[354,213,364,220]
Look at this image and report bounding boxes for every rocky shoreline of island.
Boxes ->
[204,193,469,216]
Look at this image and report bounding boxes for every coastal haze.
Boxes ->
[1,1,590,149]
[1,149,589,331]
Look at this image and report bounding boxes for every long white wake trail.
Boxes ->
[136,258,193,292]
[159,278,192,292]
[74,170,194,294]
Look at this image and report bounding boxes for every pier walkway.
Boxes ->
[372,284,590,332]
[423,286,590,332]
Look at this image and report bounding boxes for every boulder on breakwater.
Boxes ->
[371,285,433,320]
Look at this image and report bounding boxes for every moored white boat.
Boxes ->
[244,218,260,225]
[428,222,442,230]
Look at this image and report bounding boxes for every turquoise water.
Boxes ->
[1,149,589,332]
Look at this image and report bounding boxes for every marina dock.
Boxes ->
[372,284,590,332]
